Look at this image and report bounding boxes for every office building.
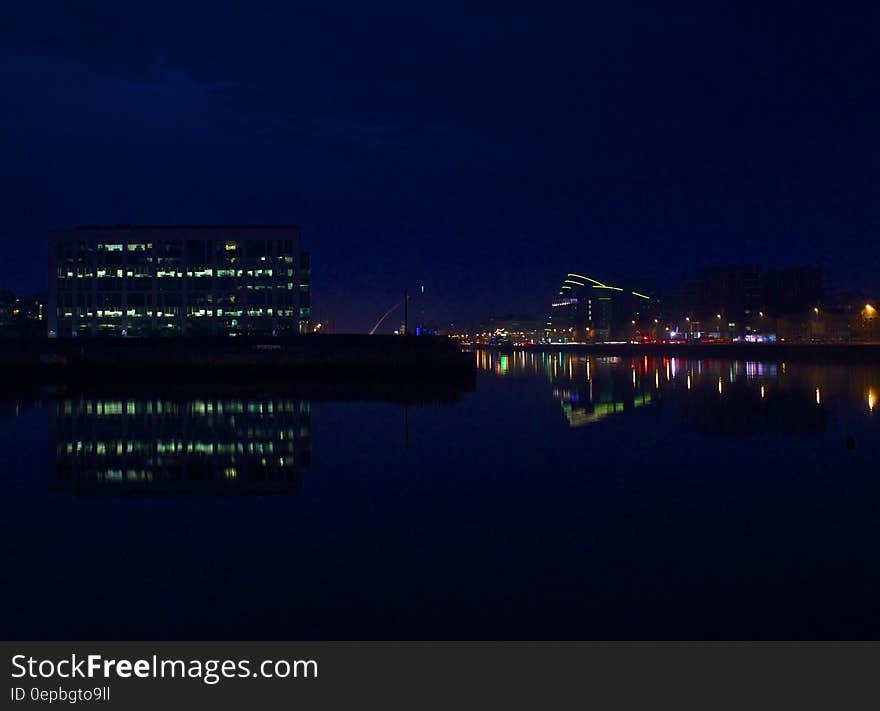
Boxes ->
[48,225,310,337]
[673,265,827,340]
[547,273,656,342]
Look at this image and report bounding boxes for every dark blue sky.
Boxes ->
[2,1,878,331]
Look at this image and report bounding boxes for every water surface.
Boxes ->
[2,350,879,638]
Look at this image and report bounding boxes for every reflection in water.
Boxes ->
[3,351,880,639]
[44,379,475,497]
[50,397,311,496]
[475,348,879,434]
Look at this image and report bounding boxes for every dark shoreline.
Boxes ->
[473,342,880,364]
[0,334,476,384]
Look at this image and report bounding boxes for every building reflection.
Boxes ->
[477,349,654,427]
[550,356,653,428]
[475,347,879,433]
[50,396,311,496]
[46,377,476,496]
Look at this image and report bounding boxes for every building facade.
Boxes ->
[547,273,657,343]
[48,225,310,337]
[672,264,827,340]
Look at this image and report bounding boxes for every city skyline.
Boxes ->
[3,2,880,331]
[4,226,879,336]
[4,248,877,337]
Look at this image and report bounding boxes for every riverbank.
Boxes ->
[0,335,476,384]
[473,341,880,363]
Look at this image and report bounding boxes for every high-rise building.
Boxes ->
[672,264,827,339]
[547,273,657,342]
[48,225,310,337]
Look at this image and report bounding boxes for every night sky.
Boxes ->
[2,1,878,331]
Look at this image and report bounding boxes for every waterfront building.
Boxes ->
[664,265,830,341]
[48,225,310,337]
[480,315,545,343]
[546,273,657,343]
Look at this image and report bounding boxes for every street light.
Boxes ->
[814,307,820,315]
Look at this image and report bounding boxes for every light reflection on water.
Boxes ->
[51,397,312,496]
[475,348,879,431]
[1,353,880,639]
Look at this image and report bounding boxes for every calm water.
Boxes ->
[2,350,879,639]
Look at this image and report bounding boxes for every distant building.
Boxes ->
[828,291,880,342]
[48,225,310,337]
[682,265,763,321]
[674,265,827,340]
[0,290,45,338]
[546,273,658,342]
[483,315,545,343]
[762,266,826,316]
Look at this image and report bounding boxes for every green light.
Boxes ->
[631,291,650,299]
[568,273,608,287]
